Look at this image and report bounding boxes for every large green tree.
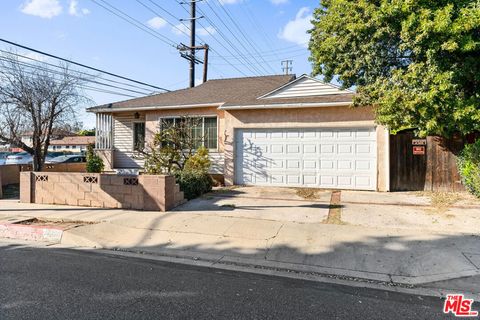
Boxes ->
[309,0,480,137]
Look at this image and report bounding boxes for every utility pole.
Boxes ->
[202,44,209,83]
[189,0,196,88]
[179,0,207,87]
[281,60,293,75]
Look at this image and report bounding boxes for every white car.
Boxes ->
[0,152,12,165]
[5,152,33,165]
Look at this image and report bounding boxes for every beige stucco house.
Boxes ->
[88,74,389,191]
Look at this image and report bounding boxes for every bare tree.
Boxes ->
[0,52,89,171]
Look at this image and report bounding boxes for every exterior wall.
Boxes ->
[113,112,146,168]
[20,172,184,211]
[0,164,21,186]
[222,106,388,189]
[48,145,88,152]
[96,149,114,171]
[376,125,389,192]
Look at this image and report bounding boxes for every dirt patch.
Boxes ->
[323,191,346,225]
[295,188,322,200]
[15,218,95,228]
[416,191,471,214]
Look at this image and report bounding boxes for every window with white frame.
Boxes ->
[160,116,217,150]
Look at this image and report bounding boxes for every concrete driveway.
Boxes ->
[176,186,480,234]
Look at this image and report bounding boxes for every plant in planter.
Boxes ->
[86,144,104,173]
[142,117,213,200]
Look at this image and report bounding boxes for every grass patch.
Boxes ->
[417,191,464,214]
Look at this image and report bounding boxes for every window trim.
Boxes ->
[158,115,218,151]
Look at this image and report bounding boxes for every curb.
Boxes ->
[0,222,64,243]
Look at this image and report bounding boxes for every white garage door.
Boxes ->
[235,127,377,190]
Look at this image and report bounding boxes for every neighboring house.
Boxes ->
[88,74,389,191]
[48,136,95,152]
[20,129,74,148]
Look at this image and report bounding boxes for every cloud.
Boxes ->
[270,0,288,4]
[69,0,90,16]
[21,0,62,19]
[278,7,312,47]
[197,26,216,36]
[172,24,216,36]
[147,16,167,29]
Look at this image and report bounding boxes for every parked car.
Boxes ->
[4,152,62,165]
[0,152,13,165]
[46,155,86,164]
[5,152,32,165]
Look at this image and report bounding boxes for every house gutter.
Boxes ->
[87,102,225,113]
[218,101,353,110]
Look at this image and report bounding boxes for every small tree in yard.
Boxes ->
[86,144,104,173]
[143,117,213,199]
[309,0,480,138]
[0,52,89,171]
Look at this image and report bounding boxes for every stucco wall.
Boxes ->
[222,106,388,190]
[130,105,389,191]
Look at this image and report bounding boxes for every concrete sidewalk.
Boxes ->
[1,187,480,292]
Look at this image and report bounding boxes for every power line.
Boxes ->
[0,49,154,93]
[90,0,177,48]
[194,4,265,76]
[135,0,190,37]
[211,0,277,74]
[201,1,269,75]
[0,38,169,92]
[176,1,251,77]
[210,52,308,66]
[0,57,151,96]
[0,66,138,98]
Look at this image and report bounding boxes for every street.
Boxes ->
[0,241,454,320]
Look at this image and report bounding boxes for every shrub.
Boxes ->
[457,139,480,197]
[86,144,104,173]
[184,146,211,172]
[175,170,213,200]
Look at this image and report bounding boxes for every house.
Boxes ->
[48,136,95,153]
[87,74,389,191]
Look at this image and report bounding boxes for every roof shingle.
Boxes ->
[87,74,354,112]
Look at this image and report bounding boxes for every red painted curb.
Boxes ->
[0,223,64,242]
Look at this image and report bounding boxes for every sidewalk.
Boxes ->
[1,187,479,292]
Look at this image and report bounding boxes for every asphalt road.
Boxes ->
[0,241,456,319]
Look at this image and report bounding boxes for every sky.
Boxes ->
[0,0,315,128]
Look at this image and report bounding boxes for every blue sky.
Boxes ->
[0,0,315,127]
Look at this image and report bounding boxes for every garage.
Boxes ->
[235,127,377,190]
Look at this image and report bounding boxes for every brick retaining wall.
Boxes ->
[20,172,185,211]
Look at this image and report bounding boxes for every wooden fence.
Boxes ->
[390,131,465,191]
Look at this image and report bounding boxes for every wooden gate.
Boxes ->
[390,131,465,191]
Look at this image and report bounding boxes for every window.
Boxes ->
[133,122,146,151]
[160,116,217,150]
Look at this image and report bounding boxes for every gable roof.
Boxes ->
[258,74,353,99]
[88,75,295,112]
[50,136,95,146]
[87,74,354,113]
